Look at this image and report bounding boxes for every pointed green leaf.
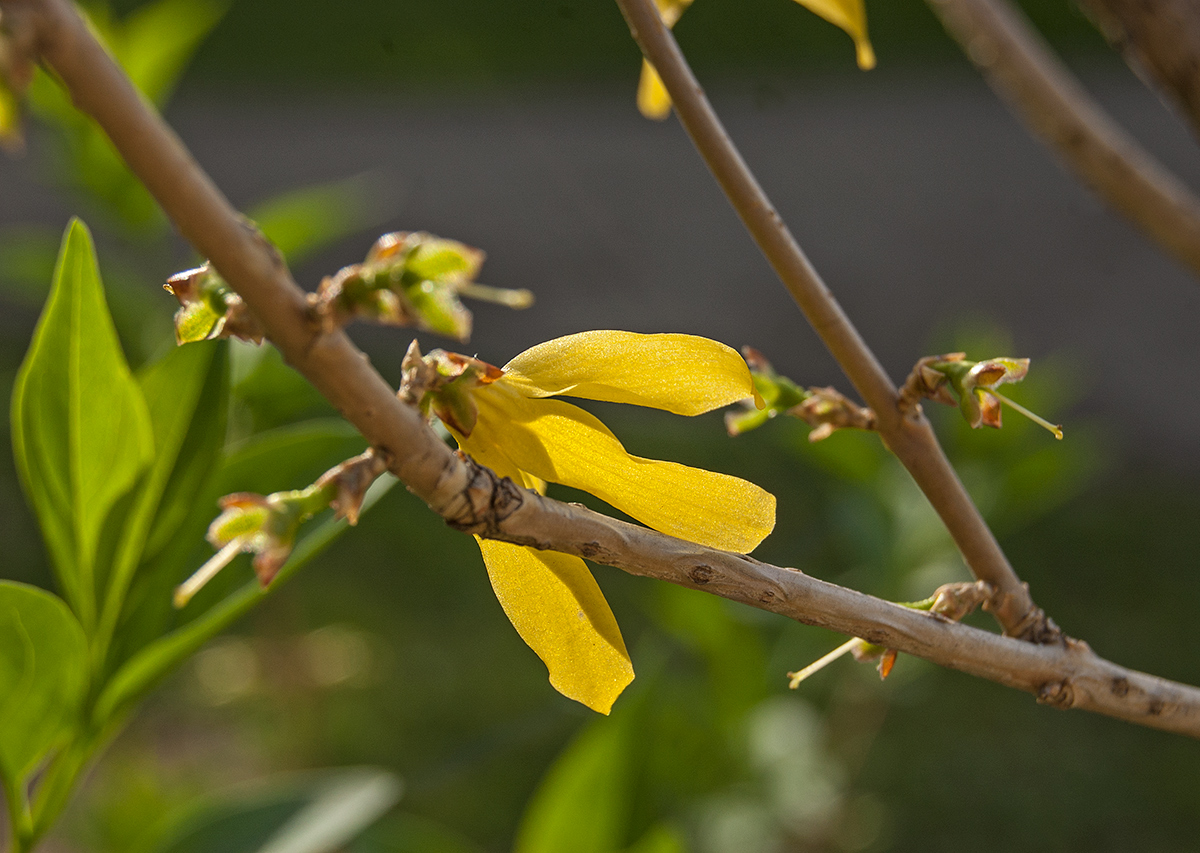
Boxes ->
[248,174,391,267]
[515,717,632,853]
[94,341,229,666]
[11,219,154,633]
[0,581,88,790]
[114,0,228,107]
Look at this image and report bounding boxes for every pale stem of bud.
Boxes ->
[173,537,247,608]
[989,390,1064,439]
[787,637,865,688]
[455,281,535,309]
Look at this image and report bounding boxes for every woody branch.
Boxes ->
[927,0,1200,282]
[4,0,1200,736]
[614,0,1055,641]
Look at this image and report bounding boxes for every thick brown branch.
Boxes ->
[1079,0,1200,140]
[9,0,1200,736]
[928,0,1200,281]
[454,459,1200,738]
[613,0,1053,641]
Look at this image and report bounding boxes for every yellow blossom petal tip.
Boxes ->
[477,539,634,713]
[503,330,757,417]
[792,0,875,70]
[637,60,673,121]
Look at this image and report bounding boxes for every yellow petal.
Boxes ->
[503,331,756,417]
[637,60,673,121]
[477,538,633,714]
[793,0,876,70]
[474,386,776,553]
[454,425,547,494]
[0,83,22,152]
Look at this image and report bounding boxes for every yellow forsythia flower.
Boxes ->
[637,0,875,120]
[444,331,777,713]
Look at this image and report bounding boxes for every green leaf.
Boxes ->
[11,219,154,633]
[514,716,632,853]
[94,341,229,666]
[140,342,231,563]
[0,582,88,791]
[93,475,395,723]
[624,824,686,853]
[248,174,393,267]
[113,0,228,107]
[138,768,402,853]
[405,242,477,282]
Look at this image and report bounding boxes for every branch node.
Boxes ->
[1036,679,1076,709]
[442,451,526,537]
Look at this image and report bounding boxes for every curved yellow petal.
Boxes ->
[637,60,672,121]
[454,426,547,494]
[503,331,756,417]
[475,386,776,553]
[793,0,876,70]
[477,538,633,714]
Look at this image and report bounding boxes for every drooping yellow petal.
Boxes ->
[793,0,876,70]
[474,385,776,553]
[503,331,757,417]
[637,60,673,121]
[476,538,634,714]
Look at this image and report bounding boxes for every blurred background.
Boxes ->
[2,0,1200,850]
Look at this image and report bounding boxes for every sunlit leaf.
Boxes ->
[0,582,88,789]
[110,0,228,107]
[11,219,154,632]
[249,174,393,267]
[515,716,632,853]
[95,341,229,664]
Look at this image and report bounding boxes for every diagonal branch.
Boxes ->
[7,0,1200,737]
[1078,0,1200,142]
[927,0,1200,282]
[613,0,1054,642]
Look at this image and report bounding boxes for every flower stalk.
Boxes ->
[403,330,776,713]
[174,449,389,607]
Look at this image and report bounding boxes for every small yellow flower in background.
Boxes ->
[637,0,875,120]
[403,331,777,713]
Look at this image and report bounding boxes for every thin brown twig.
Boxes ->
[1078,0,1200,142]
[613,0,1055,642]
[7,0,1200,736]
[927,0,1200,281]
